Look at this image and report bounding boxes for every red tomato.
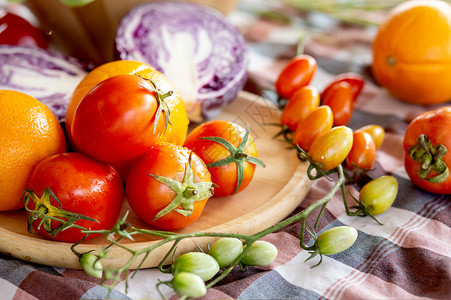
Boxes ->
[346,130,376,170]
[0,11,49,48]
[183,120,265,197]
[126,142,213,230]
[309,126,354,171]
[71,74,169,163]
[293,105,333,151]
[322,81,355,126]
[403,107,451,194]
[281,86,320,132]
[321,72,365,101]
[24,152,124,243]
[275,54,317,99]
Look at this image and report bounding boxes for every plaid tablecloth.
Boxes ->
[1,1,450,299]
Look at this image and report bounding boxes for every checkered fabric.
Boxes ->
[1,1,450,299]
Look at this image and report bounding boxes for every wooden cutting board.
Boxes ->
[0,91,311,270]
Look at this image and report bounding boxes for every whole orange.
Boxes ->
[0,90,66,211]
[65,60,189,146]
[372,0,451,105]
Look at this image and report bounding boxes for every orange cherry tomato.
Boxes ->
[309,126,354,171]
[322,81,354,126]
[346,130,376,170]
[321,72,365,101]
[293,105,333,151]
[275,54,317,99]
[358,124,385,150]
[281,86,320,132]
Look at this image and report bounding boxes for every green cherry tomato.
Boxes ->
[317,226,358,255]
[308,126,354,171]
[172,272,207,298]
[359,175,399,215]
[172,252,219,281]
[208,237,244,269]
[79,253,103,279]
[240,241,278,266]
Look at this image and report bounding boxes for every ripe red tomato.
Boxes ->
[183,120,265,197]
[71,74,169,163]
[309,126,354,171]
[293,105,333,152]
[0,11,49,48]
[322,81,355,126]
[403,107,451,194]
[275,54,317,99]
[321,72,365,101]
[24,152,124,243]
[281,86,320,132]
[126,142,214,230]
[346,130,376,170]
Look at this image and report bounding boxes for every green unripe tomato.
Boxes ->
[172,272,207,298]
[172,252,219,281]
[317,226,358,255]
[359,175,398,215]
[208,237,244,269]
[240,240,278,266]
[79,253,103,278]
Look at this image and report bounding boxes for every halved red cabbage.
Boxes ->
[115,2,248,122]
[0,45,88,121]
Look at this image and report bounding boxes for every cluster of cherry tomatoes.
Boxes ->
[24,74,265,243]
[275,54,384,174]
[274,54,401,224]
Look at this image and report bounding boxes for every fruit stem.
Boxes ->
[408,134,449,183]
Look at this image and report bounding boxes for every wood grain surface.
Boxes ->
[0,92,311,269]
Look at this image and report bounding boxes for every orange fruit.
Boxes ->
[0,90,66,211]
[372,0,451,105]
[65,60,189,146]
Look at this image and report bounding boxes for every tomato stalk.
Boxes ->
[408,134,449,183]
[149,152,215,220]
[64,165,345,298]
[341,185,383,225]
[137,77,173,134]
[201,124,266,194]
[24,160,346,298]
[296,145,337,180]
[23,187,99,237]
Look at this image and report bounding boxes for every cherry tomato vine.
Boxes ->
[20,53,408,299]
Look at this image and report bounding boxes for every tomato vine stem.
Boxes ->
[25,161,346,298]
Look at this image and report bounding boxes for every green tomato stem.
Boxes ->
[408,134,449,183]
[66,163,345,298]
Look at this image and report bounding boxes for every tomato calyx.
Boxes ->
[23,187,99,237]
[296,145,336,180]
[408,134,449,183]
[149,152,215,220]
[201,124,266,194]
[137,76,173,134]
[344,192,383,225]
[302,226,324,268]
[272,123,293,142]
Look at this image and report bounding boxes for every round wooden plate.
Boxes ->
[0,91,311,270]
